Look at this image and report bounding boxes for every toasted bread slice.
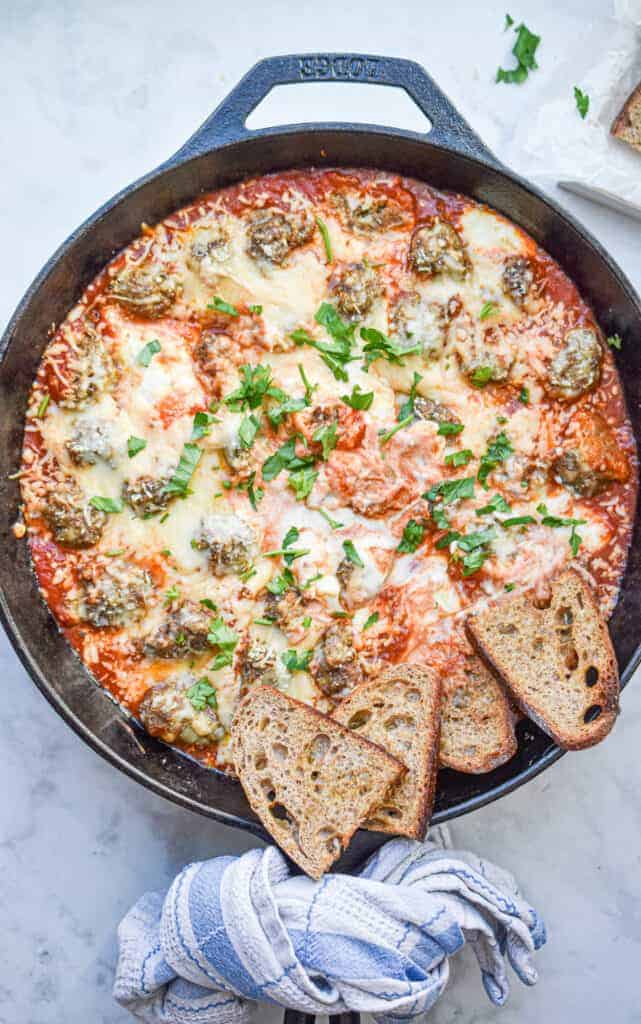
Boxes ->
[466,569,619,750]
[612,82,641,154]
[231,685,405,878]
[440,652,518,773]
[333,665,441,839]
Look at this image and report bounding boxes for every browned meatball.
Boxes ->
[409,218,469,278]
[237,638,290,693]
[546,328,602,402]
[143,601,213,659]
[192,514,257,576]
[453,317,514,386]
[552,411,630,497]
[42,477,106,548]
[414,396,457,425]
[66,418,113,466]
[331,191,406,234]
[502,255,534,306]
[109,264,180,318]
[187,224,231,272]
[79,560,151,628]
[312,623,363,698]
[122,475,172,518]
[390,292,449,360]
[139,672,224,747]
[331,262,381,320]
[247,207,314,264]
[264,587,306,632]
[58,324,118,410]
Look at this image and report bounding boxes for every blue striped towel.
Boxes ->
[114,836,545,1022]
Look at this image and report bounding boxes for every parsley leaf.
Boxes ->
[471,365,494,388]
[342,539,364,567]
[361,327,420,369]
[478,432,513,489]
[501,514,536,527]
[438,421,464,437]
[186,678,218,712]
[239,414,261,450]
[281,648,313,672]
[424,477,475,505]
[207,617,239,670]
[504,12,514,30]
[267,396,308,428]
[200,598,218,611]
[237,471,264,510]
[445,448,474,468]
[363,611,379,630]
[191,410,220,441]
[288,467,319,501]
[319,507,344,530]
[574,86,590,119]
[208,296,239,317]
[127,436,147,458]
[476,493,511,516]
[266,567,296,594]
[379,414,413,445]
[479,300,498,321]
[456,527,497,552]
[262,437,314,481]
[536,503,586,554]
[164,443,202,496]
[607,333,622,350]
[519,386,530,404]
[137,339,161,367]
[249,304,263,315]
[89,495,123,513]
[398,371,423,421]
[292,304,357,381]
[397,519,426,554]
[164,583,180,606]
[316,217,333,263]
[313,420,338,460]
[497,22,541,84]
[36,394,50,418]
[298,363,318,403]
[224,364,277,412]
[341,385,374,411]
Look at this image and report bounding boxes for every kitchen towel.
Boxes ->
[114,835,545,1023]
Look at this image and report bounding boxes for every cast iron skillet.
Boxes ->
[2,54,641,871]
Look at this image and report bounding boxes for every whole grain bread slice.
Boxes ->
[230,685,405,878]
[612,81,641,154]
[440,652,518,773]
[466,568,619,750]
[333,665,442,838]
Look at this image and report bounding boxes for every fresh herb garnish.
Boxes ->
[505,582,515,592]
[574,86,590,119]
[237,471,264,510]
[249,304,263,315]
[316,217,333,263]
[379,414,413,445]
[479,300,498,321]
[288,467,319,501]
[281,648,313,672]
[363,611,379,630]
[105,549,125,557]
[208,296,239,317]
[200,598,217,611]
[478,432,513,489]
[89,495,123,513]
[361,327,420,369]
[319,507,344,530]
[398,371,423,421]
[298,363,317,404]
[266,568,296,595]
[471,365,494,388]
[497,21,541,84]
[239,414,261,450]
[127,436,147,458]
[164,584,180,605]
[342,539,364,567]
[313,420,338,460]
[191,410,220,441]
[397,519,426,554]
[341,385,374,411]
[262,437,314,481]
[536,503,586,555]
[137,339,161,367]
[504,12,514,30]
[292,304,357,381]
[267,396,308,428]
[207,617,239,670]
[186,678,218,711]
[303,615,312,629]
[36,394,50,418]
[424,477,475,505]
[476,493,511,516]
[456,527,497,552]
[607,334,622,350]
[164,443,202,496]
[501,514,536,527]
[445,449,474,468]
[519,386,530,404]
[455,527,497,576]
[438,421,464,437]
[224,364,278,412]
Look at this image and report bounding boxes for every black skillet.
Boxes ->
[1,60,640,1011]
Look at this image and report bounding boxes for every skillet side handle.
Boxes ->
[169,52,498,165]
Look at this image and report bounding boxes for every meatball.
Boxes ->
[312,623,363,698]
[414,396,456,425]
[238,639,290,692]
[59,324,118,410]
[192,514,257,576]
[109,264,180,318]
[453,317,514,385]
[331,262,381,320]
[143,601,213,659]
[246,207,314,265]
[332,191,405,234]
[502,255,534,307]
[79,560,151,628]
[552,412,630,497]
[409,218,469,279]
[186,223,231,275]
[122,475,172,518]
[66,419,113,466]
[139,672,224,747]
[390,293,449,360]
[264,587,306,633]
[42,478,106,548]
[546,328,602,402]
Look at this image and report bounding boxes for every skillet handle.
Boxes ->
[171,52,496,164]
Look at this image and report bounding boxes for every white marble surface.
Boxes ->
[1,1,641,1021]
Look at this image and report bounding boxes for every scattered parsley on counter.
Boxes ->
[574,86,590,119]
[497,21,541,84]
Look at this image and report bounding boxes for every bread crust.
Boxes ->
[439,654,517,773]
[612,81,641,149]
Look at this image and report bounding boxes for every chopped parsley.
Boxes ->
[476,493,511,516]
[224,364,278,412]
[292,304,357,381]
[455,527,496,576]
[264,529,309,565]
[191,410,220,441]
[207,617,239,670]
[363,611,380,631]
[239,414,261,450]
[316,216,333,263]
[574,86,590,119]
[254,617,274,627]
[136,339,161,367]
[313,420,338,460]
[478,432,513,489]
[267,568,296,595]
[127,435,147,458]
[303,616,312,629]
[456,527,497,552]
[536,503,586,555]
[505,582,516,592]
[501,514,536,528]
[186,678,218,712]
[249,304,263,315]
[379,414,413,445]
[397,519,426,554]
[89,495,123,513]
[281,648,313,673]
[519,386,530,404]
[342,539,364,567]
[267,396,308,428]
[208,296,239,317]
[398,371,423,421]
[504,12,514,30]
[497,21,541,84]
[106,549,125,557]
[164,584,180,606]
[288,467,319,501]
[438,421,464,437]
[424,477,475,505]
[200,598,217,611]
[319,507,344,530]
[341,385,374,411]
[36,394,50,418]
[237,471,264,510]
[298,363,318,404]
[164,442,202,496]
[360,327,420,369]
[444,449,474,468]
[262,437,314,481]
[479,300,498,321]
[471,365,494,388]
[607,333,622,350]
